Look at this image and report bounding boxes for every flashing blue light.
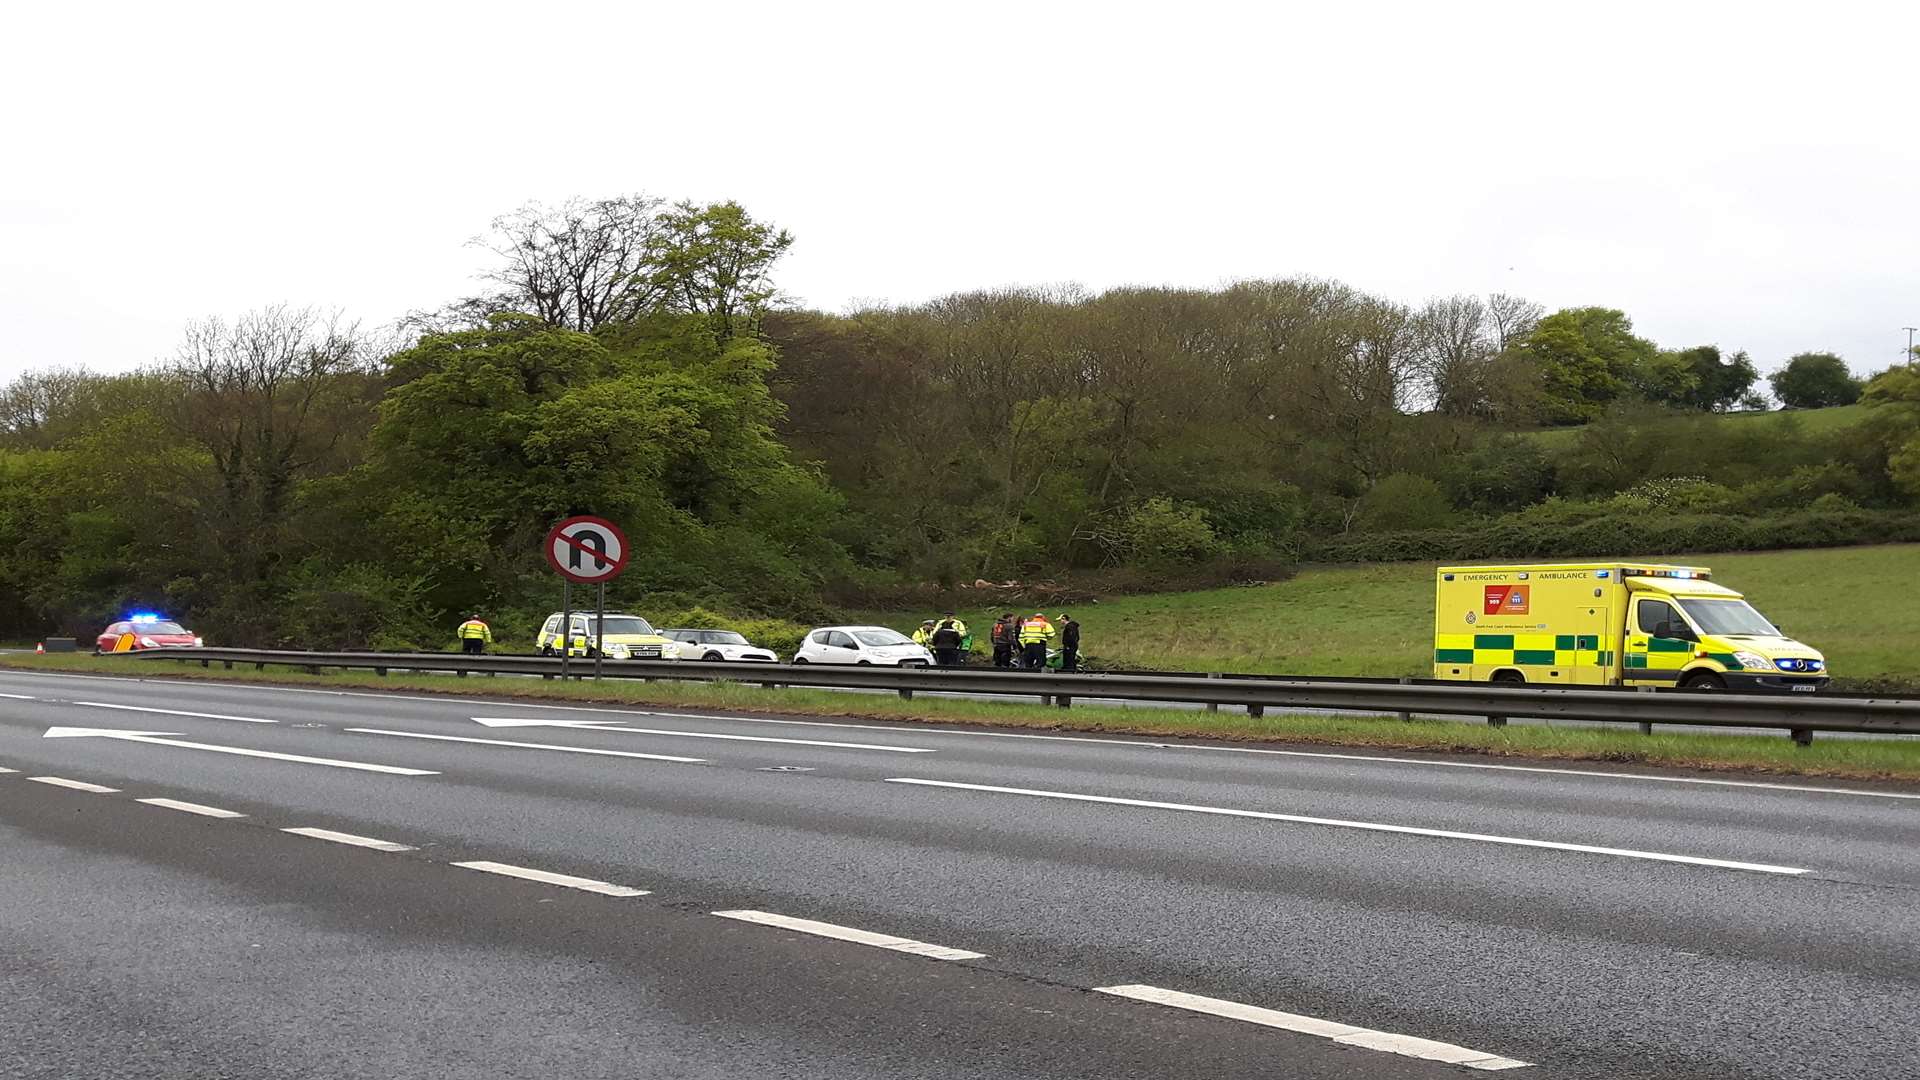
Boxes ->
[1596,570,1611,578]
[129,612,162,624]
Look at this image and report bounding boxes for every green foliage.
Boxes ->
[1357,473,1453,531]
[1440,436,1556,513]
[1770,352,1862,408]
[1100,497,1220,567]
[1663,345,1759,411]
[1518,307,1658,424]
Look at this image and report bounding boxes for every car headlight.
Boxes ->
[193,637,204,647]
[1732,650,1775,671]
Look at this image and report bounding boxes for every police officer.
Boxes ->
[929,611,968,667]
[1017,611,1054,670]
[1058,613,1081,672]
[989,613,1017,669]
[456,614,493,655]
[913,620,936,649]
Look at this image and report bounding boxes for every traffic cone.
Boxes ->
[35,642,45,654]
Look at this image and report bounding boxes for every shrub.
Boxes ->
[1357,474,1453,532]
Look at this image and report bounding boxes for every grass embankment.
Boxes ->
[858,544,1920,688]
[4,652,1917,783]
[1524,404,1869,449]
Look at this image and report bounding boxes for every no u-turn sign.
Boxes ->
[544,516,629,583]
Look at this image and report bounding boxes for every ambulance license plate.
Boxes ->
[1789,683,1816,692]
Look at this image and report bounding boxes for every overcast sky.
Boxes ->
[5,1,1917,385]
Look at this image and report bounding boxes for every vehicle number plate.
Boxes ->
[1789,683,1816,692]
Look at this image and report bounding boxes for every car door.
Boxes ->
[1627,598,1690,683]
[539,615,560,652]
[99,622,127,651]
[824,631,862,663]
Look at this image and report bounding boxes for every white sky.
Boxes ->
[4,1,1917,384]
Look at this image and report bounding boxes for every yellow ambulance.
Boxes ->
[1433,563,1828,692]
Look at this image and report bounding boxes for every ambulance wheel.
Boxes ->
[1682,671,1726,691]
[1489,670,1525,685]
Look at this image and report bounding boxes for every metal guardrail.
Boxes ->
[128,647,1920,745]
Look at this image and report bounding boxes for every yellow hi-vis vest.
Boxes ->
[457,620,492,642]
[1018,617,1053,645]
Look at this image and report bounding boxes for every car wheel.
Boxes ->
[793,657,809,664]
[856,660,871,665]
[703,652,724,662]
[539,646,555,657]
[1682,671,1727,691]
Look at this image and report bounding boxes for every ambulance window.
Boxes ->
[1636,599,1681,636]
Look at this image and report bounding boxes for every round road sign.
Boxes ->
[544,516,629,583]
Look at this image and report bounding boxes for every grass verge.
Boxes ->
[4,653,1917,784]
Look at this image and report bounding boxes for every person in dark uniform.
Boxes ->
[929,612,968,667]
[989,613,1017,668]
[1058,613,1080,672]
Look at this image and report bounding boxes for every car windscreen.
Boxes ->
[1678,599,1778,637]
[853,630,911,647]
[705,631,748,645]
[131,621,188,635]
[593,616,655,636]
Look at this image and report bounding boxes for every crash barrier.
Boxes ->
[127,647,1920,746]
[41,638,78,653]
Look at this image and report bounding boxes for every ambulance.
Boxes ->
[1433,563,1828,691]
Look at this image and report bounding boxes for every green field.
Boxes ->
[860,543,1920,687]
[1524,403,1868,449]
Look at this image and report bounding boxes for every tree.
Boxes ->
[470,196,669,332]
[1769,352,1862,409]
[649,201,793,337]
[1671,346,1759,411]
[1515,307,1658,424]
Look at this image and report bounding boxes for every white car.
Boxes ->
[661,628,778,663]
[792,626,933,666]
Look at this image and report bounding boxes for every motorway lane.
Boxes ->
[2,669,1918,1079]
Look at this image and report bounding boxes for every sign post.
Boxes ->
[543,516,630,681]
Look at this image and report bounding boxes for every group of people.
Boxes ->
[914,611,1080,670]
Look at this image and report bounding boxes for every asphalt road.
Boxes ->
[2,668,1915,1079]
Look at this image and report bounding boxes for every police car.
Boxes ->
[536,612,674,659]
[96,613,203,653]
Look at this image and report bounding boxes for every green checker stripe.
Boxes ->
[1514,649,1556,665]
[1625,654,1648,669]
[1555,634,1575,649]
[1435,649,1474,664]
[1472,634,1514,649]
[1647,638,1692,652]
[1707,652,1740,667]
[1597,650,1615,666]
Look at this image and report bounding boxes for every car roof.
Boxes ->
[814,625,896,633]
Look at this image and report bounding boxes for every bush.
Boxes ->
[1357,473,1453,532]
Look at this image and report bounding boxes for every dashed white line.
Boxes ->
[281,827,416,852]
[469,718,936,753]
[451,861,649,897]
[27,775,120,793]
[885,777,1811,875]
[0,765,17,773]
[137,797,246,818]
[73,701,277,724]
[1095,984,1530,1071]
[0,692,36,699]
[346,728,706,763]
[712,909,985,960]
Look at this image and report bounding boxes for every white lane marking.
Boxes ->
[347,728,705,763]
[281,827,416,852]
[137,797,246,818]
[41,726,438,775]
[451,861,649,896]
[1095,985,1530,1071]
[0,692,36,699]
[469,718,935,753]
[74,701,277,724]
[886,778,1810,875]
[712,909,985,960]
[0,765,17,773]
[27,775,120,793]
[14,670,1916,802]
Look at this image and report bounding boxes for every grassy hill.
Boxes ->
[859,543,1920,687]
[1524,404,1868,449]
